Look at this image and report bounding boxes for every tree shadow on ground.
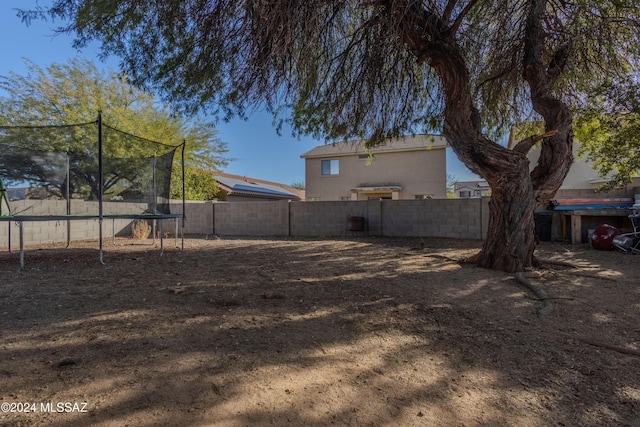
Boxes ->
[0,237,639,426]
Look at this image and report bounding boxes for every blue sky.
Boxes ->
[1,0,478,186]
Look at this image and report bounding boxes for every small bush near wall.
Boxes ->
[131,220,152,239]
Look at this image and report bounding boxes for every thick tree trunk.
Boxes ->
[432,52,543,272]
[442,98,571,273]
[523,0,574,210]
[443,120,539,272]
[397,0,573,272]
[475,172,537,272]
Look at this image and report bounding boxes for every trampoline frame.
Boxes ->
[1,214,184,269]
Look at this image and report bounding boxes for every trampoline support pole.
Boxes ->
[99,221,104,265]
[7,222,11,254]
[19,221,24,270]
[66,152,71,249]
[181,141,185,251]
[98,112,105,265]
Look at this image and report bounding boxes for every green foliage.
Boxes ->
[22,1,639,145]
[290,180,305,190]
[0,58,228,200]
[574,77,640,190]
[171,168,220,201]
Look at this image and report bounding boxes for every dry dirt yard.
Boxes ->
[0,236,639,427]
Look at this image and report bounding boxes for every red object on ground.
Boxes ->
[591,224,621,250]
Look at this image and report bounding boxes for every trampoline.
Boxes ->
[0,114,186,268]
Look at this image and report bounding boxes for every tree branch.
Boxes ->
[442,0,457,26]
[522,0,574,205]
[449,0,480,36]
[475,63,517,95]
[512,129,558,154]
[547,41,572,82]
[390,1,444,65]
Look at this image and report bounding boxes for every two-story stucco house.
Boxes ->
[454,180,491,198]
[301,135,448,201]
[525,141,640,197]
[526,140,640,243]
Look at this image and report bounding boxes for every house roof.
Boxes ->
[454,180,490,191]
[213,172,304,200]
[300,134,448,159]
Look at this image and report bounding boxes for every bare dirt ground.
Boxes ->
[0,236,639,427]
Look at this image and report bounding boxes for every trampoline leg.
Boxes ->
[65,219,71,249]
[19,221,24,270]
[159,220,164,256]
[7,222,12,254]
[99,218,105,265]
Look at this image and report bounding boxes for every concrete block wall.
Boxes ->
[208,198,488,239]
[0,216,138,249]
[213,200,290,236]
[170,201,214,235]
[364,200,383,235]
[3,220,69,248]
[7,199,69,216]
[380,198,484,239]
[1,198,491,248]
[0,200,165,248]
[289,200,371,237]
[70,200,99,215]
[5,199,153,216]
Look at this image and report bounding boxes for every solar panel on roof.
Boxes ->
[233,183,295,197]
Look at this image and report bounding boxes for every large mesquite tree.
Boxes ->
[24,0,640,271]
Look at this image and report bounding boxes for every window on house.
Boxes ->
[415,194,434,199]
[459,191,471,198]
[321,159,339,175]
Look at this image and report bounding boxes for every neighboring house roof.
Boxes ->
[300,134,448,158]
[455,181,490,191]
[213,172,304,201]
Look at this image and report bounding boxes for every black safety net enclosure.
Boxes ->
[101,121,178,215]
[0,115,185,267]
[0,118,183,217]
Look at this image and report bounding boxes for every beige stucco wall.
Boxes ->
[527,142,640,198]
[528,141,611,191]
[305,148,447,201]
